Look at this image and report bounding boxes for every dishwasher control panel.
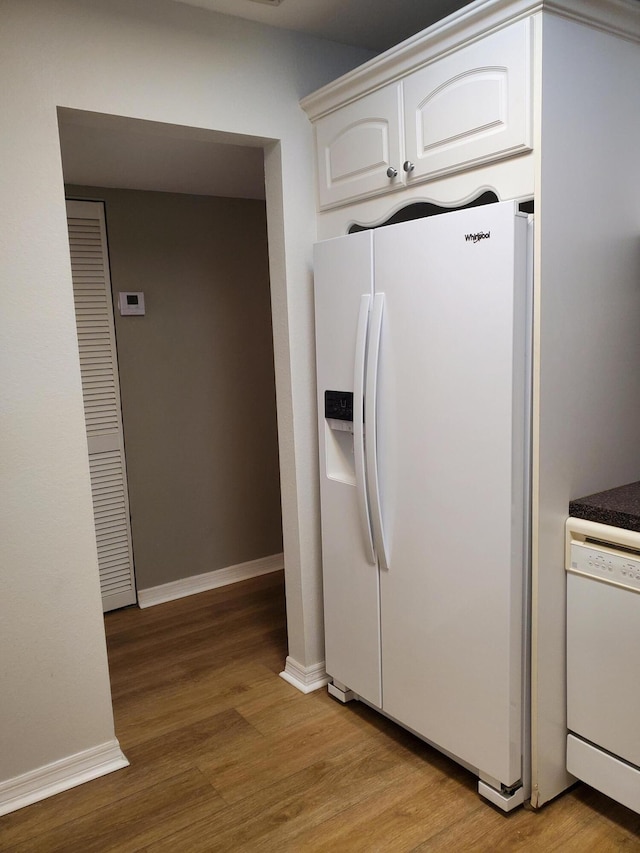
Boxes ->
[570,541,640,592]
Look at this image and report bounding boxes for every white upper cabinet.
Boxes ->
[315,83,403,209]
[403,20,532,183]
[310,19,532,211]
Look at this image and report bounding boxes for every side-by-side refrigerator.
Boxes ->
[314,201,532,811]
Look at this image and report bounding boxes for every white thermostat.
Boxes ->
[118,291,145,316]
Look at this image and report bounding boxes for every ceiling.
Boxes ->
[59,110,268,200]
[59,0,475,198]
[170,0,475,52]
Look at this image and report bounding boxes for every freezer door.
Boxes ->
[374,202,530,785]
[314,231,382,707]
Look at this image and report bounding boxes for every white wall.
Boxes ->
[0,0,371,795]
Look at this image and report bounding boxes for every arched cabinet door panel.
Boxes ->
[315,83,403,210]
[403,19,532,182]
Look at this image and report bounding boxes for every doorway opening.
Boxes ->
[57,108,285,640]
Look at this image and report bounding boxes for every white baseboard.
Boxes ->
[279,655,330,694]
[0,739,128,817]
[137,552,284,609]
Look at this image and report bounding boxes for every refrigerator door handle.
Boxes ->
[365,293,390,571]
[354,294,376,564]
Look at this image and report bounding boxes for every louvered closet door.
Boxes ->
[66,199,137,612]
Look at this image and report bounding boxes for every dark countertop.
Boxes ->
[569,481,640,533]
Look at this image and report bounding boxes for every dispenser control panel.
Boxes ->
[325,390,353,422]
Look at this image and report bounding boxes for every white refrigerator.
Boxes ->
[314,201,532,810]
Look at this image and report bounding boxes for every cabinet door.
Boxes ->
[315,83,403,210]
[403,19,532,183]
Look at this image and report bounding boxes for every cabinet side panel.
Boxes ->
[532,12,640,806]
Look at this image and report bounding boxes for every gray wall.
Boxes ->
[66,185,283,590]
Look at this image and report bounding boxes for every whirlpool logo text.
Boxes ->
[464,231,491,243]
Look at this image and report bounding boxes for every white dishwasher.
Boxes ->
[566,516,640,814]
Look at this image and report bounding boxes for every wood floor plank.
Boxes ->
[112,661,282,748]
[10,769,224,853]
[2,570,639,852]
[196,700,375,805]
[294,748,478,852]
[148,731,429,852]
[0,711,250,852]
[410,785,640,852]
[238,679,373,738]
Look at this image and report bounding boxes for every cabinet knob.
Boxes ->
[386,166,398,179]
[403,160,415,173]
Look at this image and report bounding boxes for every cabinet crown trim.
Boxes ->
[301,0,640,121]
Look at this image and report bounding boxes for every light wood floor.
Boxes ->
[2,571,640,852]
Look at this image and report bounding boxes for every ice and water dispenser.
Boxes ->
[324,390,356,485]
